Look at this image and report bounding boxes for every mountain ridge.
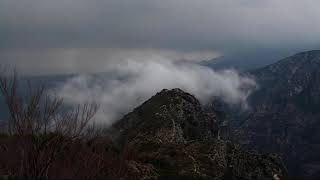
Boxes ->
[112,88,288,180]
[230,50,320,179]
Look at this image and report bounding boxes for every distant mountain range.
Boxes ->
[201,50,295,70]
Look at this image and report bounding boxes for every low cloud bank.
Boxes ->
[55,58,256,125]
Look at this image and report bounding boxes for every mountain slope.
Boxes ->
[233,50,320,179]
[113,89,287,180]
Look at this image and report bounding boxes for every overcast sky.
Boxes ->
[1,0,320,75]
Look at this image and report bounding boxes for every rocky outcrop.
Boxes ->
[113,89,287,180]
[113,88,219,143]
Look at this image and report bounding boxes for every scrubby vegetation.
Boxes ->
[0,72,134,179]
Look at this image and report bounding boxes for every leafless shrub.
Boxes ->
[0,71,99,179]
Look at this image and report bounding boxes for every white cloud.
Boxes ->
[54,57,256,125]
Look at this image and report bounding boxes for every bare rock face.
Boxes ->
[113,88,288,180]
[114,88,218,143]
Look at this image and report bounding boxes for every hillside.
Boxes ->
[232,50,320,179]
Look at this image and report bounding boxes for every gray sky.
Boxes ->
[1,0,320,75]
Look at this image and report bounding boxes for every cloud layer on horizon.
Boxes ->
[0,48,221,75]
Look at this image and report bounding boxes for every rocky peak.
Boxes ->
[113,88,218,143]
